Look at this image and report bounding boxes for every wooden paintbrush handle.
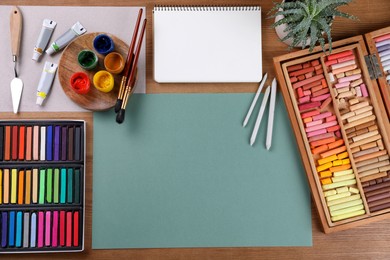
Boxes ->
[10,6,22,58]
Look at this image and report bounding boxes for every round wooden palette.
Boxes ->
[58,32,129,111]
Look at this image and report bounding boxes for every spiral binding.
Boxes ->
[153,5,260,12]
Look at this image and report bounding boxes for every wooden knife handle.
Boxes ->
[10,6,22,58]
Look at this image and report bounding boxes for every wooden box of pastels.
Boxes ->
[273,30,390,233]
[0,120,85,252]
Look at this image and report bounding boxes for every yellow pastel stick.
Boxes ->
[332,174,355,183]
[333,169,354,177]
[331,209,365,222]
[326,191,351,202]
[349,187,360,194]
[330,204,365,217]
[329,199,363,212]
[324,190,337,197]
[11,169,17,204]
[327,194,361,207]
[319,171,332,178]
[336,186,349,194]
[342,159,350,165]
[317,162,333,173]
[32,169,38,203]
[318,154,338,166]
[337,152,349,160]
[322,179,356,190]
[332,160,343,166]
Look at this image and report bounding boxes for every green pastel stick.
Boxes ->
[67,168,73,203]
[60,168,66,204]
[53,169,59,203]
[39,169,46,204]
[46,168,53,203]
[74,169,80,204]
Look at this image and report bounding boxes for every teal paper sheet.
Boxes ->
[92,93,312,248]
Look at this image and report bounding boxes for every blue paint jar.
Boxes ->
[93,34,114,55]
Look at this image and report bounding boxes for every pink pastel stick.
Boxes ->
[311,93,331,102]
[306,119,323,127]
[299,101,321,111]
[308,132,334,142]
[52,211,58,247]
[335,130,342,138]
[326,115,337,122]
[360,83,369,97]
[299,95,310,104]
[305,121,338,133]
[301,110,320,119]
[45,211,51,246]
[66,212,72,247]
[375,34,390,42]
[307,129,327,138]
[303,90,311,96]
[38,212,44,248]
[338,74,361,83]
[293,74,324,89]
[335,81,350,88]
[312,112,332,121]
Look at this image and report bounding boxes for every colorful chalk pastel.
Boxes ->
[30,213,37,247]
[338,73,361,83]
[66,212,72,247]
[68,168,73,203]
[2,212,8,247]
[45,211,51,246]
[47,125,53,160]
[61,168,67,203]
[16,211,22,247]
[327,50,353,60]
[38,211,44,247]
[60,210,65,246]
[331,59,356,70]
[9,211,15,247]
[39,169,46,204]
[23,212,29,248]
[52,211,59,247]
[54,126,60,161]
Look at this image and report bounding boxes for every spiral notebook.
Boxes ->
[153,6,262,83]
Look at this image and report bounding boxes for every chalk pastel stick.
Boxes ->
[54,169,59,203]
[360,84,368,97]
[38,211,44,248]
[46,125,53,161]
[327,50,353,60]
[311,93,330,102]
[337,55,355,63]
[23,212,29,248]
[75,169,80,204]
[335,81,350,89]
[18,170,24,204]
[39,169,46,204]
[1,212,7,247]
[60,211,65,246]
[289,66,315,77]
[301,110,320,119]
[60,168,67,203]
[45,211,51,246]
[4,169,9,204]
[47,168,53,203]
[15,211,22,247]
[9,211,15,247]
[52,211,59,247]
[326,191,351,202]
[66,211,72,247]
[331,59,356,70]
[378,44,390,52]
[11,126,18,160]
[18,126,25,160]
[307,129,327,138]
[293,74,324,89]
[73,211,79,247]
[67,168,73,203]
[30,213,37,247]
[332,65,358,75]
[32,169,38,203]
[40,126,46,161]
[26,126,32,161]
[331,209,365,222]
[305,121,337,133]
[11,169,17,204]
[338,74,361,83]
[33,126,39,161]
[54,126,60,161]
[0,169,2,204]
[375,34,390,42]
[75,127,81,161]
[299,101,321,111]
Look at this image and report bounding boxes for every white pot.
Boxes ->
[274,12,310,48]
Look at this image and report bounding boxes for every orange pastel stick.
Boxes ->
[319,171,332,178]
[327,125,340,133]
[321,178,332,185]
[303,117,313,123]
[327,50,353,61]
[312,144,329,155]
[310,137,336,148]
[18,170,24,204]
[331,64,357,75]
[329,164,351,172]
[320,146,347,159]
[327,139,345,150]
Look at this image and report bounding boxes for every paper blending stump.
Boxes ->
[0,6,146,113]
[92,93,312,248]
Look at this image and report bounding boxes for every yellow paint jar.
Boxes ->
[93,70,114,93]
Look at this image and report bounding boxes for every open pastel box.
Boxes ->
[274,28,390,233]
[0,120,85,253]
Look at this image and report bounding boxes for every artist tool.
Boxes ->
[10,6,23,114]
[250,85,270,146]
[116,10,147,124]
[266,79,277,150]
[242,73,268,127]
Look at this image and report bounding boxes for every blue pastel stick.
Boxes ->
[15,211,22,247]
[30,213,37,247]
[47,126,53,161]
[9,211,15,247]
[54,126,60,161]
[60,168,67,203]
[1,212,7,247]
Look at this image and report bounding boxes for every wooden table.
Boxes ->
[1,0,390,259]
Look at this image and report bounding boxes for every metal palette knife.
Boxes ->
[10,6,23,114]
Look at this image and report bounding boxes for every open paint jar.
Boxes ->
[104,52,125,74]
[93,70,114,93]
[93,34,114,55]
[77,50,98,70]
[70,72,91,94]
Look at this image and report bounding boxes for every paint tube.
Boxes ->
[36,62,58,105]
[46,21,86,55]
[32,19,56,61]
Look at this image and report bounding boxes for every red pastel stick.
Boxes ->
[375,34,390,42]
[287,64,302,72]
[299,101,321,111]
[73,211,79,247]
[12,125,18,160]
[289,66,315,77]
[60,211,66,246]
[327,50,353,61]
[325,59,338,67]
[66,212,72,247]
[301,110,320,119]
[337,55,355,63]
[18,126,25,160]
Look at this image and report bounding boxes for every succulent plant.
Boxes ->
[269,0,357,52]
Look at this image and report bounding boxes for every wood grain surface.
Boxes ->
[1,0,390,259]
[58,32,129,111]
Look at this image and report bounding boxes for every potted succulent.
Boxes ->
[269,0,357,53]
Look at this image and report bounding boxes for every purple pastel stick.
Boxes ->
[54,126,60,161]
[1,212,7,247]
[61,127,67,161]
[377,44,390,52]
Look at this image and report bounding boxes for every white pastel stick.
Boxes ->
[381,54,390,62]
[243,73,268,127]
[250,85,271,146]
[379,49,390,57]
[266,79,277,150]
